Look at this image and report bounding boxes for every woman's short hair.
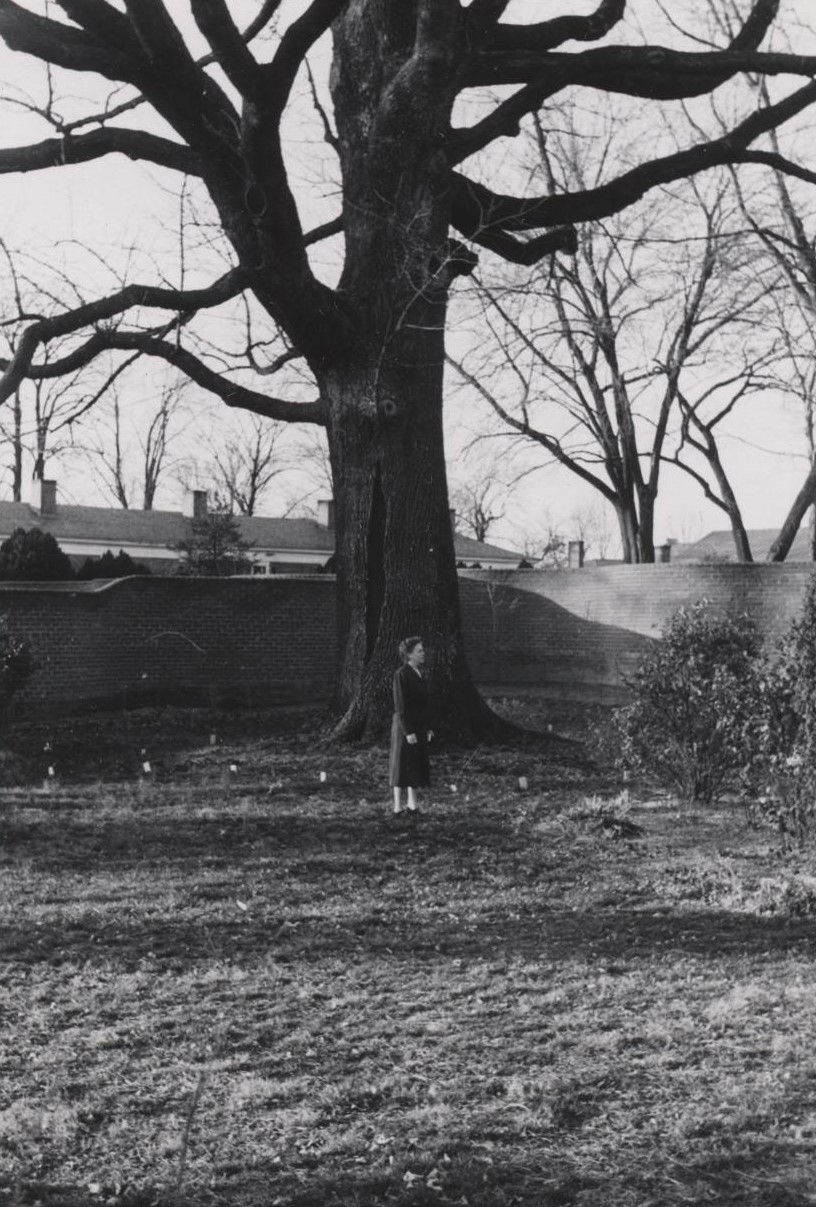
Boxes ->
[398,635,424,662]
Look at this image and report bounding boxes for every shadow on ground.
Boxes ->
[6,1141,815,1207]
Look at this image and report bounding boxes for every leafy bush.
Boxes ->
[0,614,34,717]
[76,549,151,579]
[746,576,816,845]
[614,602,765,804]
[0,527,74,580]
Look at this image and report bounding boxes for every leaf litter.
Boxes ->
[0,708,815,1205]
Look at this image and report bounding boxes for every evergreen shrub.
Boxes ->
[0,527,74,580]
[76,549,151,579]
[614,601,765,804]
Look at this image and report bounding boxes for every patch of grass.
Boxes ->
[1,719,816,1205]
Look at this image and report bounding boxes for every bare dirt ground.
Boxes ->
[1,704,815,1206]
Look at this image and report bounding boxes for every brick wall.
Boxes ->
[0,576,336,714]
[1,563,812,714]
[460,564,814,702]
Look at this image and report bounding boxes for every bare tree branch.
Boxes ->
[451,78,816,260]
[446,351,617,503]
[0,127,202,175]
[469,0,627,54]
[460,223,578,265]
[0,269,254,405]
[190,0,264,99]
[465,0,512,37]
[303,215,343,246]
[465,41,816,93]
[36,330,327,424]
[0,0,140,79]
[264,0,346,114]
[240,0,284,44]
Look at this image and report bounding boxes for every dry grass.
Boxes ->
[1,708,816,1206]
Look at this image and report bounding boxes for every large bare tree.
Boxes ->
[1,1,816,735]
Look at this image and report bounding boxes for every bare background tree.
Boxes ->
[450,131,776,563]
[450,470,507,544]
[726,100,816,561]
[205,412,293,516]
[81,374,190,510]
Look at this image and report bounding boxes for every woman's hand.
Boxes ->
[406,733,418,745]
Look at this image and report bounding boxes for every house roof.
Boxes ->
[676,526,814,563]
[0,500,523,565]
[453,531,522,563]
[236,514,336,553]
[0,501,189,548]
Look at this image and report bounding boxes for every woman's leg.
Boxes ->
[406,787,418,812]
[393,787,403,814]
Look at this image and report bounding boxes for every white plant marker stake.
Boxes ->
[319,771,327,783]
[518,776,528,790]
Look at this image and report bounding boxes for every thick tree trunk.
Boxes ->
[728,513,754,563]
[317,4,499,740]
[767,458,816,561]
[614,500,640,563]
[691,413,754,562]
[12,389,22,502]
[708,459,753,562]
[636,492,656,563]
[323,326,496,741]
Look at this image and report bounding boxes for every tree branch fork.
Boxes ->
[1,0,815,412]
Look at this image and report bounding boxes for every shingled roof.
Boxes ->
[676,526,814,563]
[0,501,189,549]
[0,497,523,566]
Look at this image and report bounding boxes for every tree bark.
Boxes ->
[12,388,22,501]
[767,458,816,561]
[323,323,495,741]
[706,444,754,562]
[319,3,497,739]
[636,491,656,563]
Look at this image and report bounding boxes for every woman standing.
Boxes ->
[389,636,434,815]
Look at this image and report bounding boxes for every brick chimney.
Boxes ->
[192,490,208,519]
[38,479,57,516]
[317,498,335,529]
[568,539,585,569]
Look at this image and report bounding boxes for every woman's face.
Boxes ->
[407,642,426,668]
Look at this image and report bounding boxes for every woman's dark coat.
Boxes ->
[389,664,431,787]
